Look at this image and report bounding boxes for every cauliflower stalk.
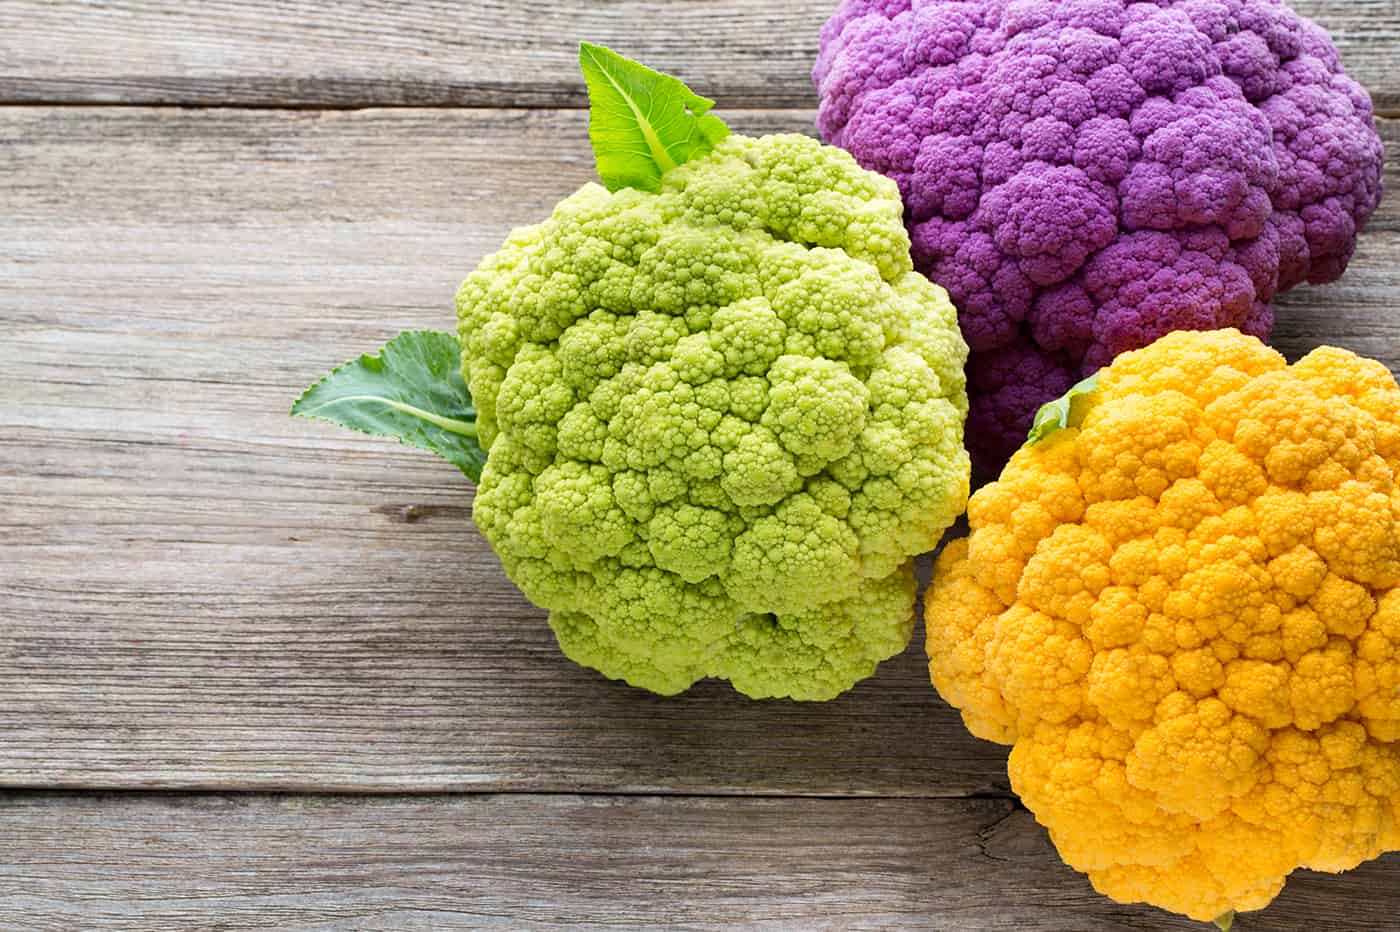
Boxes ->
[816,0,1385,472]
[295,45,971,700]
[926,329,1400,925]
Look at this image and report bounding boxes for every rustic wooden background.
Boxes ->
[2,2,1397,929]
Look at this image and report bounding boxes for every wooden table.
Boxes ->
[3,2,1397,928]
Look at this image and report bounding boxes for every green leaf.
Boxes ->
[291,330,487,483]
[1024,372,1101,448]
[1213,912,1236,931]
[579,42,730,193]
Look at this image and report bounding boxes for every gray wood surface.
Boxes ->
[2,107,1001,795]
[5,108,1397,795]
[4,790,1400,931]
[4,1,1400,928]
[2,0,1398,112]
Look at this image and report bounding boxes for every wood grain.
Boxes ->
[2,0,1398,112]
[2,790,1398,931]
[0,107,994,795]
[3,107,1398,793]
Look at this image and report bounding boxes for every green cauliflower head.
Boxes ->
[459,132,970,699]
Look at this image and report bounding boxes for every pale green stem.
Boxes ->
[306,395,478,438]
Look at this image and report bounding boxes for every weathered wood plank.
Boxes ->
[0,107,1005,794]
[2,1,1397,112]
[2,791,1397,930]
[2,108,1397,793]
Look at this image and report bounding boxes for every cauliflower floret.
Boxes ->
[816,0,1385,471]
[463,133,971,700]
[926,330,1400,924]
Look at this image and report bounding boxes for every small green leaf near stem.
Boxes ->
[1213,912,1236,931]
[291,330,487,483]
[1024,372,1101,448]
[578,42,730,193]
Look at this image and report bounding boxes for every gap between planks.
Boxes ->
[3,101,1399,118]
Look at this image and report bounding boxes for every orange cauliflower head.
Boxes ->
[926,329,1400,924]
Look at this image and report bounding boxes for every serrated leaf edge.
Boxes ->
[580,42,682,177]
[290,329,484,483]
[578,42,730,193]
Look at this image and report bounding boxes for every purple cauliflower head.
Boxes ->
[815,0,1385,472]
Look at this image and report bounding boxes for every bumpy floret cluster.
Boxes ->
[925,329,1400,922]
[459,133,970,700]
[816,0,1385,470]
